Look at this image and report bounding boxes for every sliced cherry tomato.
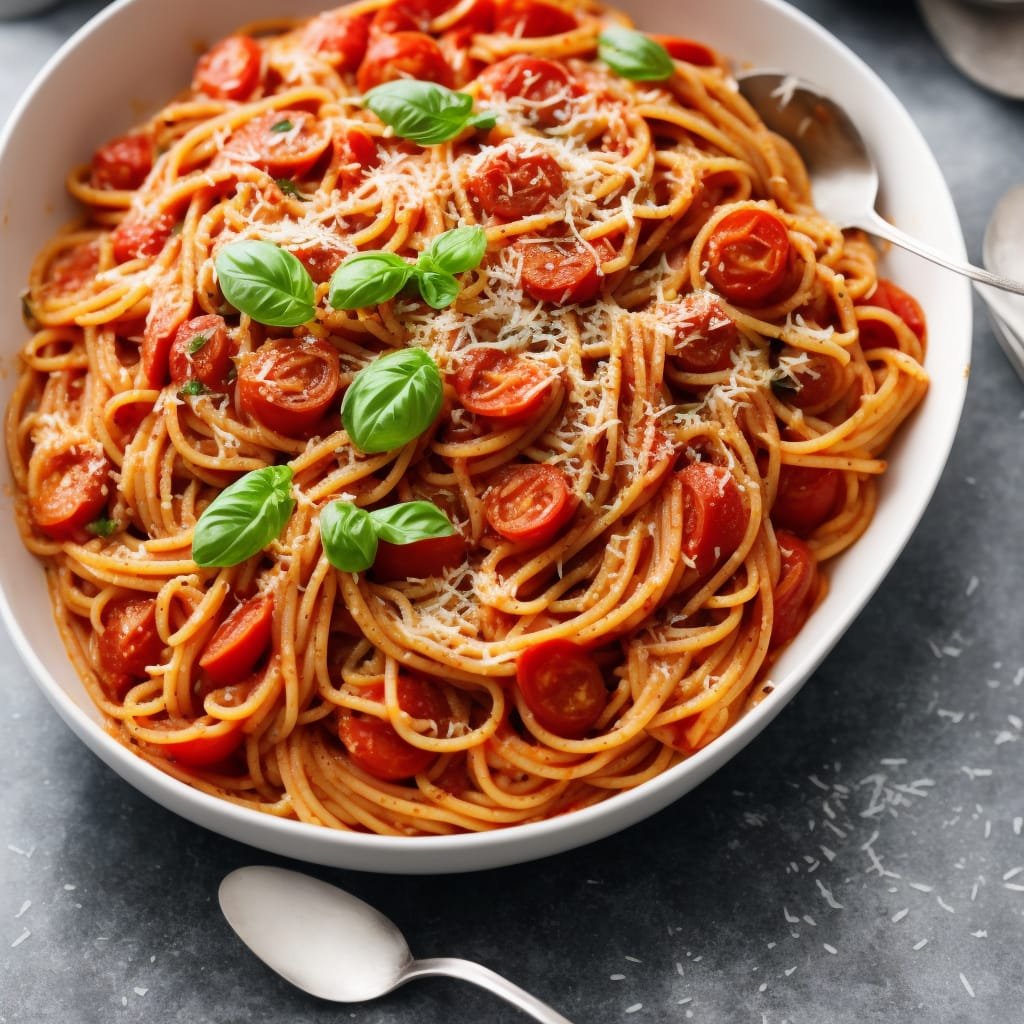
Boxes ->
[477,55,576,127]
[160,722,245,767]
[770,530,818,650]
[98,597,165,698]
[706,208,791,305]
[371,0,447,33]
[288,242,346,284]
[484,463,576,546]
[338,674,449,781]
[90,134,153,191]
[493,0,577,37]
[193,35,263,101]
[334,127,380,192]
[466,146,564,219]
[516,638,606,738]
[44,242,100,298]
[856,278,927,351]
[775,347,846,412]
[199,592,275,686]
[667,292,739,373]
[772,464,843,535]
[300,10,371,71]
[223,109,332,179]
[678,462,747,575]
[237,337,341,435]
[30,445,111,541]
[356,31,454,92]
[371,532,467,581]
[651,34,718,66]
[454,348,551,419]
[168,313,232,390]
[111,211,176,264]
[141,290,191,389]
[516,237,612,305]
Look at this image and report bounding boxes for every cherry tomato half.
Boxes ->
[454,348,551,419]
[856,278,927,351]
[338,675,449,781]
[193,35,263,101]
[356,31,454,92]
[775,347,846,413]
[45,242,100,299]
[237,337,341,435]
[772,464,843,535]
[651,34,718,66]
[168,313,232,390]
[371,0,446,33]
[516,237,613,305]
[770,530,818,650]
[30,445,111,541]
[98,597,165,698]
[678,462,747,575]
[199,592,275,687]
[484,463,576,546]
[111,212,176,264]
[516,638,606,738]
[334,127,380,193]
[477,55,576,128]
[158,720,245,767]
[467,146,565,219]
[667,292,739,374]
[300,10,370,71]
[371,532,467,582]
[706,208,791,305]
[493,0,577,37]
[141,290,191,389]
[90,134,153,191]
[223,109,332,179]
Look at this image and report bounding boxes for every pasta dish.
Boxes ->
[6,0,929,836]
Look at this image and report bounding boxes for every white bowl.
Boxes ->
[0,0,971,873]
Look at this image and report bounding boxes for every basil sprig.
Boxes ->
[341,348,443,453]
[598,27,674,82]
[192,465,295,567]
[329,226,486,311]
[320,499,454,573]
[214,240,316,327]
[363,80,496,146]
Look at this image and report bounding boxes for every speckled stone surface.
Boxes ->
[2,2,1023,1022]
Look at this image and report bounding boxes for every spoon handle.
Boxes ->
[401,957,576,1024]
[853,208,1024,296]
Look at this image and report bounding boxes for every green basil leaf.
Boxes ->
[214,239,316,327]
[598,27,674,82]
[467,110,497,133]
[270,118,294,133]
[422,226,487,275]
[341,348,442,453]
[364,80,481,146]
[187,332,209,355]
[328,251,413,311]
[192,464,295,567]
[275,177,308,201]
[415,270,460,310]
[369,501,455,545]
[86,517,119,538]
[319,501,378,573]
[178,379,207,398]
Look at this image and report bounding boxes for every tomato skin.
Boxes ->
[651,34,718,66]
[334,127,380,192]
[193,35,263,101]
[466,146,564,219]
[666,292,739,373]
[160,722,245,767]
[371,0,446,33]
[706,208,791,305]
[111,212,176,264]
[98,597,165,698]
[223,109,332,179]
[454,348,551,419]
[199,592,275,687]
[772,464,843,535]
[484,463,576,546]
[493,0,578,36]
[678,462,747,575]
[371,532,467,581]
[770,530,818,650]
[338,675,449,781]
[237,337,341,436]
[30,446,111,541]
[168,313,232,390]
[45,242,100,297]
[516,638,606,738]
[141,291,191,389]
[356,31,454,92]
[90,134,153,191]
[300,11,370,70]
[477,55,576,127]
[776,348,846,412]
[857,278,927,351]
[516,237,612,305]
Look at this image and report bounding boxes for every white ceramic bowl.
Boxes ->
[0,0,971,873]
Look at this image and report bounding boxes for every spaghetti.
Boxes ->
[6,0,929,836]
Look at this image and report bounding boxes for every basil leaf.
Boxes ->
[328,251,413,310]
[320,501,378,573]
[192,465,295,567]
[341,348,442,453]
[598,27,674,82]
[270,118,294,133]
[369,501,455,544]
[364,80,483,146]
[188,332,209,355]
[86,517,119,538]
[214,240,316,327]
[467,110,497,133]
[423,226,487,275]
[178,379,207,398]
[415,270,460,310]
[275,177,308,201]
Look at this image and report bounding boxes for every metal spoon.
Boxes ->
[218,865,575,1023]
[981,184,1024,377]
[737,71,1024,297]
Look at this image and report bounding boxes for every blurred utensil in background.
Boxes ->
[982,184,1024,378]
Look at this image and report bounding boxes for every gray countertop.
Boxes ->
[1,3,1022,1022]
